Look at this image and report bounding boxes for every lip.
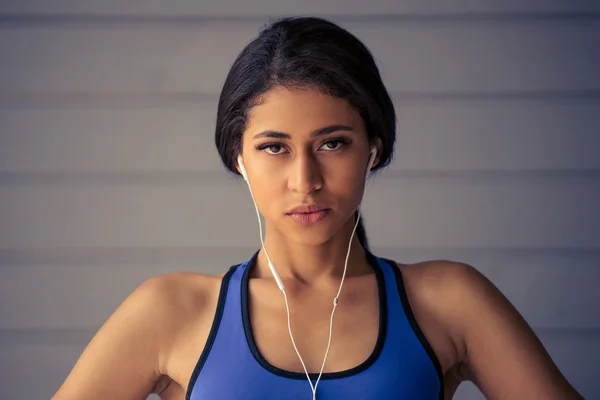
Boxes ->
[287,208,330,225]
[286,204,329,215]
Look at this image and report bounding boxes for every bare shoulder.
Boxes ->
[396,259,490,331]
[393,259,583,399]
[397,260,501,341]
[391,260,475,385]
[119,270,225,333]
[53,269,227,399]
[137,270,229,367]
[141,270,226,315]
[145,271,231,395]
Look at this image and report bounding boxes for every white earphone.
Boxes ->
[237,147,376,399]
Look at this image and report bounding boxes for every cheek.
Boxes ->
[326,165,368,203]
[248,176,283,216]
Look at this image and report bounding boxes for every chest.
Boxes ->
[247,276,381,375]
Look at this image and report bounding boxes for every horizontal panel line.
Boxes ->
[1,170,600,187]
[1,246,599,267]
[0,328,96,346]
[0,171,235,186]
[1,327,599,346]
[0,12,600,27]
[393,91,600,102]
[2,91,600,109]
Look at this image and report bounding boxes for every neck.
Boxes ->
[254,216,373,289]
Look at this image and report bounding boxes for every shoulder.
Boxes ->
[104,269,231,359]
[52,270,231,399]
[128,271,230,382]
[133,270,228,325]
[394,259,500,361]
[396,259,493,314]
[389,260,481,374]
[393,260,583,399]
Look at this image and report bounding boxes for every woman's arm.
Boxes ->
[445,262,583,399]
[52,276,179,400]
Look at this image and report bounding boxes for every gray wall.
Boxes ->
[1,1,599,399]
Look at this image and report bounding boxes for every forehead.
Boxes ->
[245,87,364,135]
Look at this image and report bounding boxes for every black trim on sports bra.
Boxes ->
[186,265,238,400]
[241,250,388,380]
[385,258,445,400]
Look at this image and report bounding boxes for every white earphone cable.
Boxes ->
[245,181,361,400]
[240,150,373,400]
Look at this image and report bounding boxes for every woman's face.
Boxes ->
[238,87,378,246]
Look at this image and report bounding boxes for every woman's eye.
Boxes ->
[263,144,285,155]
[257,138,349,155]
[321,140,344,151]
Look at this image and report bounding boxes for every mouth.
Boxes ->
[286,204,329,214]
[286,205,331,225]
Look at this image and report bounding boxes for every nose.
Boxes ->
[287,152,323,194]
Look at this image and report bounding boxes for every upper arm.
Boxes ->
[52,276,180,400]
[446,263,583,399]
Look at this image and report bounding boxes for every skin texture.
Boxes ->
[52,88,583,400]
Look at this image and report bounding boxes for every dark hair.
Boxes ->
[215,17,396,251]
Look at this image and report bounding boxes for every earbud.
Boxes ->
[366,147,377,177]
[237,155,248,181]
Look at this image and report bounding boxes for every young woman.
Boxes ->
[53,17,583,400]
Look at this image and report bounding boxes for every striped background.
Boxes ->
[1,1,599,399]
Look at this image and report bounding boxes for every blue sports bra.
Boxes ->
[187,251,443,399]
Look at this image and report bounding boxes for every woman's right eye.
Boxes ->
[257,143,286,155]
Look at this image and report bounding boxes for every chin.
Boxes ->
[286,232,334,247]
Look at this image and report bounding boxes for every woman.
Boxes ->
[53,17,582,400]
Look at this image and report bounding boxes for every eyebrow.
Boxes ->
[252,124,354,139]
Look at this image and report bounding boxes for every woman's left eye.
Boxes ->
[320,139,347,151]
